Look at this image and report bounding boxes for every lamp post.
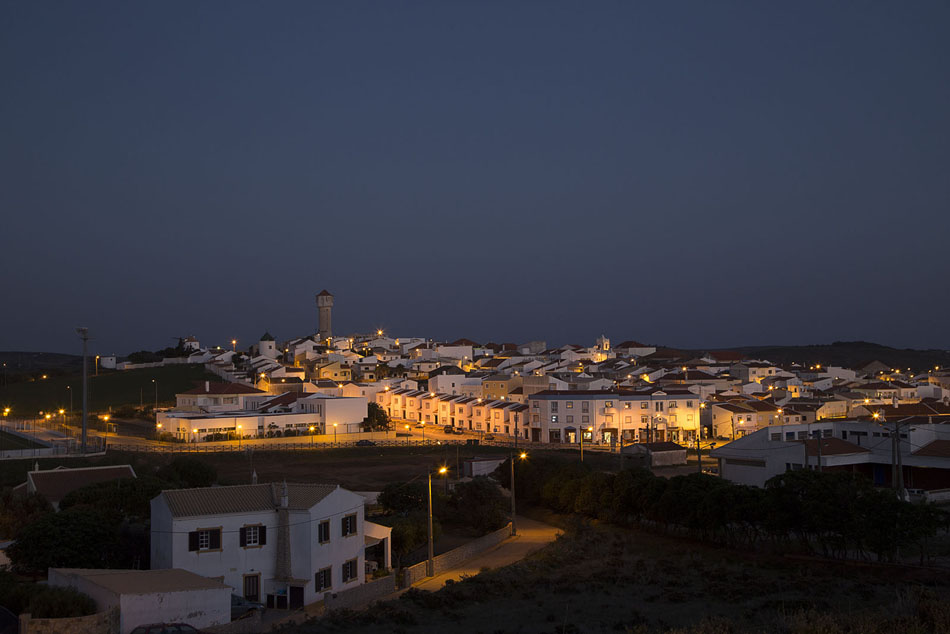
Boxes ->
[696,440,717,475]
[152,379,158,411]
[405,424,410,446]
[333,422,338,444]
[236,424,242,449]
[309,425,315,448]
[427,466,448,577]
[1,408,8,454]
[102,414,110,438]
[231,339,237,352]
[192,428,198,450]
[59,409,66,436]
[95,355,100,377]
[580,426,592,462]
[510,451,527,536]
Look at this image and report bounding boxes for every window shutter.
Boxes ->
[239,527,247,547]
[259,526,267,545]
[341,517,347,536]
[209,529,221,550]
[188,531,199,552]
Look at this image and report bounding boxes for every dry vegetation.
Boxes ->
[287,514,950,634]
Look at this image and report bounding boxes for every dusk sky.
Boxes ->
[2,1,948,355]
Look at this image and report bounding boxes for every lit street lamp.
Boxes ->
[59,409,66,435]
[510,451,527,536]
[333,422,338,444]
[405,424,410,446]
[427,466,448,576]
[310,425,315,448]
[580,426,593,462]
[151,379,158,410]
[236,424,242,449]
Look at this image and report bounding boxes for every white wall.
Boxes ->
[120,588,229,634]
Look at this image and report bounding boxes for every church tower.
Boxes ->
[316,290,334,341]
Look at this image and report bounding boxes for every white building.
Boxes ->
[49,568,231,634]
[175,382,266,413]
[150,482,391,610]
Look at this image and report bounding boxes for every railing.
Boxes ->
[105,436,557,454]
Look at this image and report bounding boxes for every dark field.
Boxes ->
[290,512,950,634]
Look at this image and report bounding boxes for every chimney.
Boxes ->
[205,381,210,393]
[280,480,289,508]
[251,469,258,485]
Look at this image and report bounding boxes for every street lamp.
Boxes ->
[236,424,242,449]
[695,440,717,475]
[309,425,315,448]
[580,426,593,462]
[427,466,448,577]
[59,409,66,435]
[333,422,338,444]
[151,379,158,410]
[95,355,99,377]
[405,424,410,446]
[192,428,198,449]
[510,451,527,536]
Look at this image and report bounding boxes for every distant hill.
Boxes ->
[715,341,950,371]
[0,351,85,378]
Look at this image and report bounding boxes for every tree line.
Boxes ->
[497,457,948,564]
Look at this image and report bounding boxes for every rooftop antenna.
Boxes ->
[75,327,91,453]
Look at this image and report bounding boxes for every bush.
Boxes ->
[0,572,97,617]
[156,456,217,488]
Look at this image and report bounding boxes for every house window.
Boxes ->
[582,402,589,412]
[624,416,631,423]
[240,525,266,548]
[605,401,613,408]
[582,415,589,423]
[686,401,693,408]
[341,514,357,537]
[188,528,222,552]
[669,402,677,409]
[566,415,573,423]
[318,520,330,543]
[315,568,332,592]
[566,401,573,409]
[552,402,559,412]
[770,433,781,441]
[640,402,648,409]
[342,559,358,582]
[641,416,648,423]
[551,415,558,423]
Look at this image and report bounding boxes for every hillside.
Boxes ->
[721,340,950,370]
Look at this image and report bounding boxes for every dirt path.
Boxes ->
[411,515,560,591]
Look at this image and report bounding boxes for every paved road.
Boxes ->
[412,515,560,591]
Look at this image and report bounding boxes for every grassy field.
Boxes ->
[0,364,217,415]
[289,513,950,634]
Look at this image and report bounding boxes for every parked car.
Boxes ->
[231,594,265,620]
[452,428,464,435]
[355,439,376,447]
[130,624,202,634]
[702,467,720,476]
[443,425,456,434]
[483,434,496,441]
[414,423,426,428]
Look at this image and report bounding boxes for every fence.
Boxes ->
[323,573,397,610]
[402,522,513,587]
[105,438,555,454]
[19,608,118,634]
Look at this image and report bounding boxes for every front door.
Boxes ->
[243,574,260,602]
[289,586,304,610]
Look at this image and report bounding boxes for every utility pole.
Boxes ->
[76,327,89,454]
[895,419,905,500]
[510,452,517,536]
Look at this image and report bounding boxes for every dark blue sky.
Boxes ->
[2,1,948,355]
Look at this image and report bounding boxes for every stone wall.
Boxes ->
[402,523,512,587]
[324,574,396,610]
[19,608,118,634]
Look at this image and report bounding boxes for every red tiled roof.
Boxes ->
[29,465,136,504]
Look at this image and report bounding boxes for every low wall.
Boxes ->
[402,523,512,587]
[19,608,118,634]
[203,611,262,634]
[324,574,396,610]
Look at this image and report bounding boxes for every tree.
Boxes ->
[8,506,123,573]
[451,477,508,533]
[0,489,53,539]
[362,402,392,432]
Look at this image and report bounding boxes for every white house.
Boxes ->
[150,482,392,610]
[175,382,266,413]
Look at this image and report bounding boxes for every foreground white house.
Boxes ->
[150,482,391,609]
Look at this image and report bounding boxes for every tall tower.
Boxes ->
[316,290,334,341]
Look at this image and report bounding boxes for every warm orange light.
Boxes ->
[309,425,315,432]
[519,452,527,460]
[192,428,198,433]
[438,466,447,474]
[157,423,162,428]
[58,409,64,414]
